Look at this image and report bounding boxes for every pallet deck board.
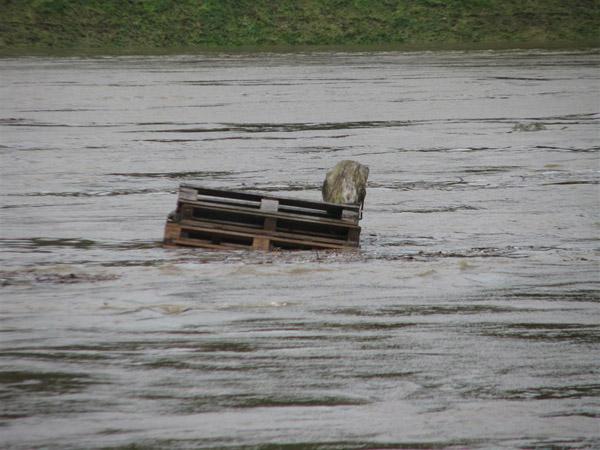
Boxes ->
[179,199,361,228]
[181,184,360,214]
[167,223,354,251]
[177,219,358,246]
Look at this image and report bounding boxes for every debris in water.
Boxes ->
[511,122,547,132]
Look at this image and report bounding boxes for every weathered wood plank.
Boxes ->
[177,199,361,228]
[179,210,354,241]
[164,222,358,250]
[178,219,357,246]
[180,184,360,215]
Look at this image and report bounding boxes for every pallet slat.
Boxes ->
[165,223,355,251]
[179,199,361,228]
[177,219,357,246]
[181,184,361,221]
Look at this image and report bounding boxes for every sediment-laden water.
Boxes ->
[0,50,599,449]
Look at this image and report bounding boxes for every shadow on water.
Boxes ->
[175,393,369,413]
[463,383,600,401]
[0,371,94,395]
[136,113,599,134]
[109,171,234,180]
[1,238,165,250]
[99,440,487,450]
[0,350,113,362]
[501,289,600,302]
[8,188,176,197]
[476,322,600,343]
[0,268,120,286]
[502,384,600,400]
[322,304,529,317]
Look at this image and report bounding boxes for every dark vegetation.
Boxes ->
[1,0,599,52]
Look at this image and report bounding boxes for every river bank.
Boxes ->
[1,0,599,53]
[1,40,598,58]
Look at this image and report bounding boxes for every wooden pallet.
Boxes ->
[164,184,362,251]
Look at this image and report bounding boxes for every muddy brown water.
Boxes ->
[0,50,599,449]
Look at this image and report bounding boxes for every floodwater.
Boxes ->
[0,49,599,449]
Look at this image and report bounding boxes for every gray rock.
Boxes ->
[322,160,369,205]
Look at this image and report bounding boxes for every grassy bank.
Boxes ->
[1,0,599,52]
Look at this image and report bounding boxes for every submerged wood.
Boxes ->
[164,184,362,250]
[322,160,369,205]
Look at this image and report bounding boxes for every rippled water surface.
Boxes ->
[1,50,599,449]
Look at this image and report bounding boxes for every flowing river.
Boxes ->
[0,49,599,449]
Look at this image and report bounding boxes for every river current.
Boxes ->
[0,49,599,449]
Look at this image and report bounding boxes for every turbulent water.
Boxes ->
[0,50,599,449]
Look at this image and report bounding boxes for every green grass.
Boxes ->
[1,0,599,52]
